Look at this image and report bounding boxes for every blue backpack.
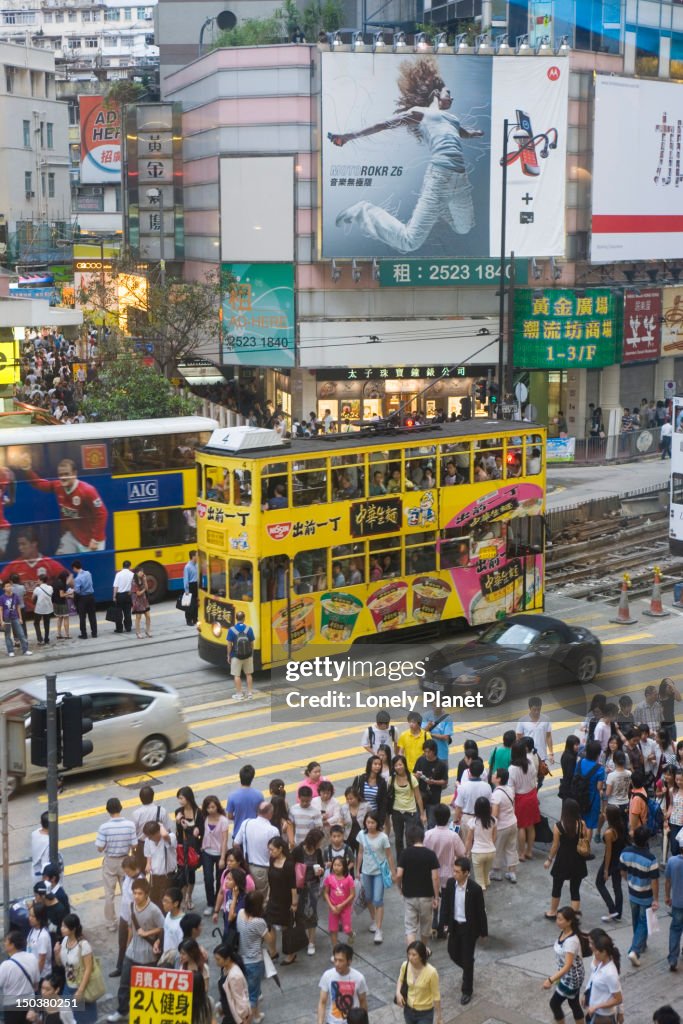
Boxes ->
[635,792,663,836]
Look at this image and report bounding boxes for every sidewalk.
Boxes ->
[546,458,670,510]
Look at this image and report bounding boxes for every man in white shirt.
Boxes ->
[489,768,519,883]
[131,785,172,869]
[234,801,278,897]
[317,944,368,1024]
[452,759,492,844]
[516,696,554,768]
[290,788,323,846]
[594,704,618,759]
[112,559,134,634]
[143,820,177,908]
[361,710,396,755]
[30,812,51,884]
[0,930,40,1011]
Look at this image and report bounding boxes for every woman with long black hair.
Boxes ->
[595,804,626,922]
[388,754,425,858]
[352,755,389,826]
[213,941,250,1024]
[543,799,587,918]
[559,736,581,801]
[175,786,204,911]
[583,931,623,1024]
[542,906,588,1024]
[508,740,541,861]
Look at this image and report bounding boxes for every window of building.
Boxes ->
[105,7,120,19]
[292,457,327,507]
[137,6,147,16]
[68,10,77,20]
[82,9,92,20]
[44,12,53,21]
[635,25,659,77]
[55,11,64,21]
[85,37,98,47]
[331,543,365,587]
[30,71,41,95]
[331,453,364,500]
[91,10,101,19]
[405,445,436,491]
[67,37,81,48]
[46,122,54,148]
[293,548,327,593]
[405,531,437,575]
[22,120,30,147]
[47,173,55,198]
[672,33,683,81]
[208,555,226,597]
[124,7,133,19]
[229,558,253,601]
[369,536,401,580]
[24,171,32,195]
[68,99,78,126]
[5,67,16,93]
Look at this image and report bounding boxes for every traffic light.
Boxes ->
[489,383,499,408]
[60,695,94,770]
[475,379,487,404]
[30,704,49,767]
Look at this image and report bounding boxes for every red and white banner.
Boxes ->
[622,290,661,363]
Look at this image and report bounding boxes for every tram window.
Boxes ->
[525,434,543,475]
[229,558,253,601]
[406,531,437,574]
[331,543,365,586]
[209,555,226,596]
[368,450,400,496]
[233,468,252,506]
[260,555,289,601]
[331,453,365,500]
[440,538,470,569]
[441,442,471,484]
[293,548,326,593]
[205,465,230,503]
[474,439,503,481]
[369,536,401,579]
[197,464,204,499]
[198,550,208,590]
[674,473,683,505]
[292,457,327,507]
[261,463,288,509]
[405,445,436,490]
[507,516,543,557]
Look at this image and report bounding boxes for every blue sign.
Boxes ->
[220,263,295,368]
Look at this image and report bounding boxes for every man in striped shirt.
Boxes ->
[96,798,137,931]
[620,825,660,967]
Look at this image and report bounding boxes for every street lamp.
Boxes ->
[146,187,166,287]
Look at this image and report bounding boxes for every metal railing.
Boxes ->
[553,425,667,464]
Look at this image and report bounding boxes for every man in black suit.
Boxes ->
[444,856,488,1005]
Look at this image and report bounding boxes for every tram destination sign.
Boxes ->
[380,259,528,288]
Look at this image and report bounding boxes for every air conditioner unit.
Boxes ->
[25,191,35,198]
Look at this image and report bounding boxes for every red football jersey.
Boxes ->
[1,556,67,611]
[0,467,13,528]
[28,473,108,546]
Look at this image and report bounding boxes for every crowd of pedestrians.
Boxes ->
[9,682,683,1024]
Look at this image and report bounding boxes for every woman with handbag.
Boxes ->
[265,838,298,965]
[54,914,102,1024]
[541,907,588,1024]
[395,941,442,1024]
[213,868,248,947]
[543,799,588,919]
[175,786,205,911]
[292,828,325,956]
[356,811,396,946]
[131,568,151,639]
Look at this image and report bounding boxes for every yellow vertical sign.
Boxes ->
[0,340,19,386]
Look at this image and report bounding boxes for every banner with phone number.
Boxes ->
[220,263,295,368]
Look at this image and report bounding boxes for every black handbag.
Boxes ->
[282,915,308,955]
[535,815,554,844]
[105,604,118,623]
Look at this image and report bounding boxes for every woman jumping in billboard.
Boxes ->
[328,57,484,253]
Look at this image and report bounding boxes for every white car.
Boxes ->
[3,675,189,794]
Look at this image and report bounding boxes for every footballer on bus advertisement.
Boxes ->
[321,53,568,260]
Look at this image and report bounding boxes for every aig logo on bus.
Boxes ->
[127,479,159,504]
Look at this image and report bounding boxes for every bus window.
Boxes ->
[331,544,365,586]
[234,469,252,506]
[139,508,189,547]
[168,435,197,467]
[441,442,471,484]
[507,517,543,556]
[405,446,436,490]
[229,559,253,601]
[260,555,289,601]
[205,466,230,504]
[183,508,197,543]
[369,537,400,579]
[331,454,364,500]
[198,551,208,590]
[440,537,470,569]
[112,435,170,473]
[525,435,543,475]
[292,457,327,507]
[261,463,288,509]
[474,439,503,480]
[209,555,227,596]
[368,450,400,496]
[197,464,204,499]
[674,473,683,505]
[405,531,437,574]
[293,548,326,593]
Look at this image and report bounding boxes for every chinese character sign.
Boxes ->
[80,96,121,183]
[622,290,661,364]
[129,966,193,1024]
[513,288,620,369]
[220,264,295,368]
[350,498,402,538]
[662,287,683,355]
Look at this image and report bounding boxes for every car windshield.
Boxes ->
[478,622,539,648]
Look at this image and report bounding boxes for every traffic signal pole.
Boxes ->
[1,713,10,932]
[46,674,60,865]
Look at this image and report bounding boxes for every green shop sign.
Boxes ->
[380,258,528,288]
[513,288,621,369]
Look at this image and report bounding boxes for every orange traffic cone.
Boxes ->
[644,565,671,617]
[610,573,638,625]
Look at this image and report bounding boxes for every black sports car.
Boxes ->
[420,613,602,707]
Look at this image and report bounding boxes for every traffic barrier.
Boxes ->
[644,565,670,618]
[610,572,638,625]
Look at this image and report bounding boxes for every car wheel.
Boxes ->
[483,674,508,706]
[138,561,167,604]
[576,653,599,683]
[137,736,170,770]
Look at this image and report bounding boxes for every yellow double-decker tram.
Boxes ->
[195,420,547,668]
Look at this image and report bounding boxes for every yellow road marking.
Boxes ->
[601,633,654,645]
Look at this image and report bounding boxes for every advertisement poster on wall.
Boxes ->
[591,76,683,262]
[622,290,661,363]
[79,96,121,184]
[321,53,568,259]
[662,287,683,356]
[220,264,295,368]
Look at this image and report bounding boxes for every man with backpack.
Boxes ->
[361,710,396,755]
[227,610,255,700]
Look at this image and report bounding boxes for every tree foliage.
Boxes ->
[213,0,343,47]
[82,348,198,421]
